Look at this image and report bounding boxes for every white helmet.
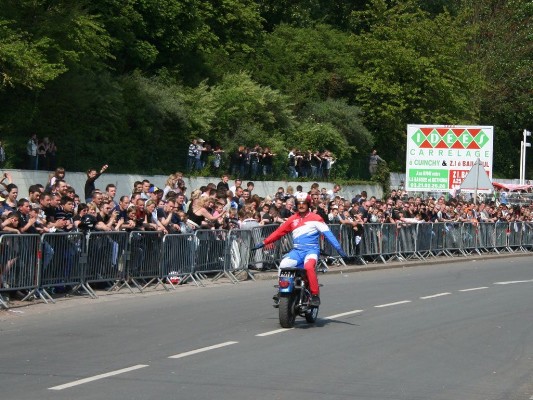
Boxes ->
[295,192,311,205]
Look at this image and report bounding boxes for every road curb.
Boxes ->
[248,251,532,281]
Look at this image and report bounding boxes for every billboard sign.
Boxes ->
[406,125,493,192]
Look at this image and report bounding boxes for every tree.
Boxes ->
[300,99,373,154]
[348,0,482,170]
[207,71,295,146]
[250,23,357,104]
[87,0,264,82]
[0,20,66,90]
[466,0,533,177]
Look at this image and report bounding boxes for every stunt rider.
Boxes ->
[254,192,347,306]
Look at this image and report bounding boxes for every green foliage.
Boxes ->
[0,20,67,89]
[466,0,533,177]
[118,72,188,173]
[87,0,263,79]
[300,99,373,154]
[251,24,356,103]
[256,0,368,31]
[348,0,482,170]
[208,71,295,146]
[371,162,391,196]
[0,0,532,184]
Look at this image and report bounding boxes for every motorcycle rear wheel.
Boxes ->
[279,293,297,328]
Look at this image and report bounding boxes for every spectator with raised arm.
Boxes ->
[84,164,108,203]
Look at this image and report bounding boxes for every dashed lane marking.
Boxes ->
[374,300,411,308]
[325,310,364,320]
[49,364,149,391]
[256,328,293,337]
[494,279,533,285]
[168,341,238,359]
[458,287,489,292]
[420,292,451,300]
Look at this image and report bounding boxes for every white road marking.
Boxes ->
[494,279,533,285]
[459,287,489,292]
[374,300,411,308]
[49,364,149,391]
[168,341,238,359]
[256,328,293,337]
[325,310,364,319]
[420,292,451,300]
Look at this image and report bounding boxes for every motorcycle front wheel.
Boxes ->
[279,293,297,328]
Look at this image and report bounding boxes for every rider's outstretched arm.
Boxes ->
[262,217,296,246]
[320,226,348,258]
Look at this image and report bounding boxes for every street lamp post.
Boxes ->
[520,129,531,185]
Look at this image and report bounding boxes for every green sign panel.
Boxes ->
[408,169,448,190]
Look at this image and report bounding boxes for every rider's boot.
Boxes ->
[272,293,280,308]
[310,294,321,307]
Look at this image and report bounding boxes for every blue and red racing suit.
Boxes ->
[263,210,345,295]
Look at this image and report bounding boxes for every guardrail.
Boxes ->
[1,221,533,309]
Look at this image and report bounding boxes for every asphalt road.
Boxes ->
[1,256,532,400]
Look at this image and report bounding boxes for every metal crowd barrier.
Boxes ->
[359,223,381,261]
[249,225,279,270]
[339,224,358,259]
[359,223,399,263]
[430,223,447,257]
[507,222,523,252]
[494,223,508,251]
[477,223,495,253]
[193,229,228,284]
[397,223,419,260]
[320,224,346,267]
[523,222,533,250]
[443,222,463,256]
[39,232,87,300]
[415,223,433,259]
[460,223,480,256]
[127,231,163,292]
[84,231,129,296]
[3,221,533,309]
[222,229,253,283]
[0,234,40,308]
[158,233,197,288]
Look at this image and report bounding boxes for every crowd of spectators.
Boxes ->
[3,165,533,295]
[187,138,337,180]
[3,164,533,244]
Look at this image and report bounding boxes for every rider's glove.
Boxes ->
[252,242,264,250]
[338,249,348,258]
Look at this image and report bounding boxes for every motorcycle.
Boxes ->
[276,264,326,328]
